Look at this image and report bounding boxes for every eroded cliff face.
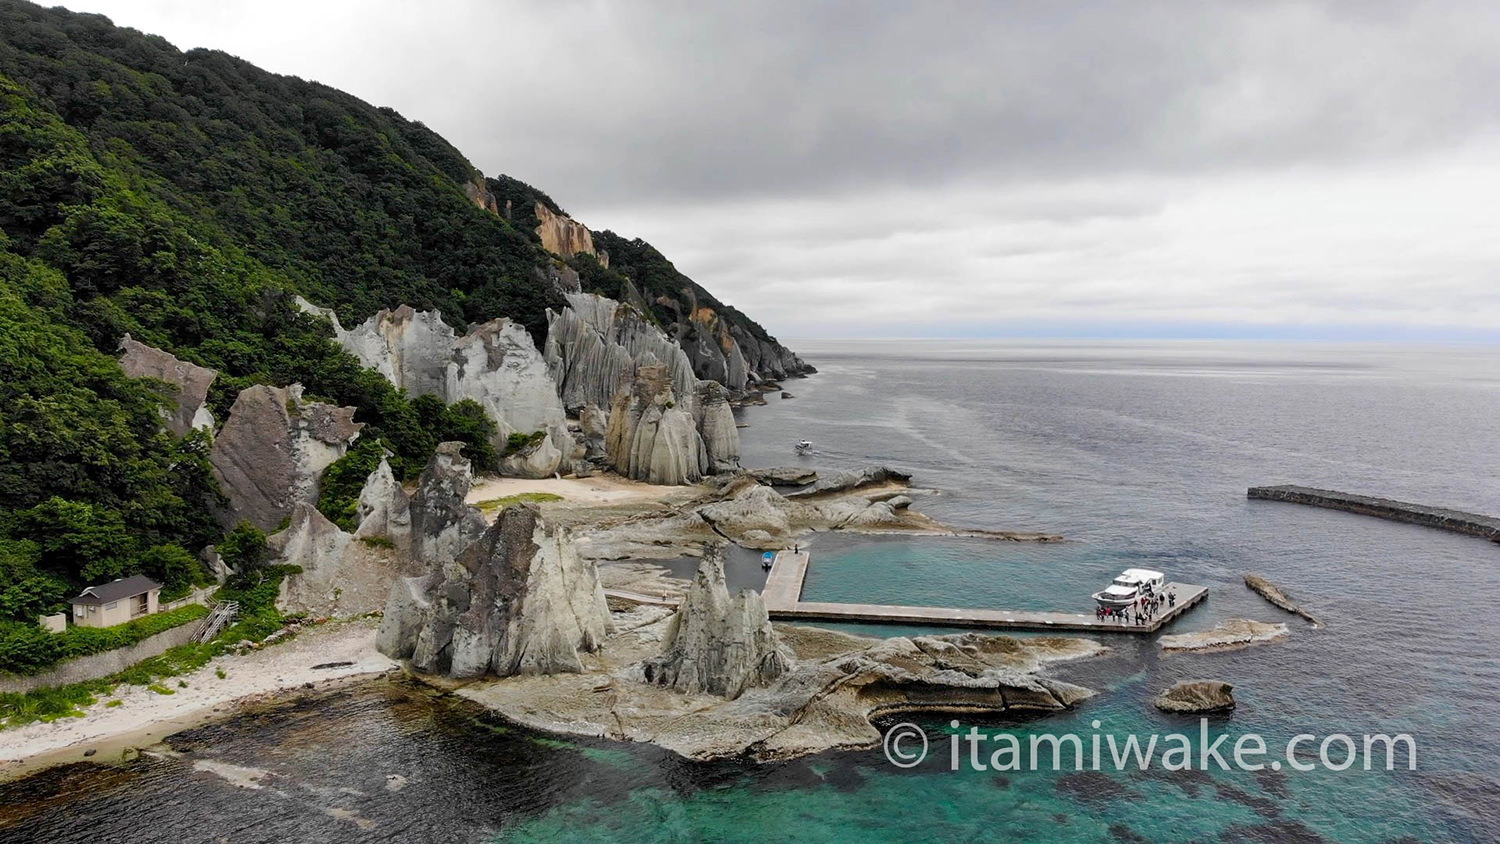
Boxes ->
[546,292,740,479]
[534,202,602,263]
[300,300,570,477]
[117,335,217,435]
[637,545,790,699]
[209,383,362,530]
[376,505,610,678]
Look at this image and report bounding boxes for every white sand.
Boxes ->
[0,618,397,780]
[466,474,686,508]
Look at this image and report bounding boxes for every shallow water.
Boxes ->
[4,339,1499,842]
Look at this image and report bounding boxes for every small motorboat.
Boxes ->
[1092,568,1166,609]
[761,551,775,570]
[794,440,813,454]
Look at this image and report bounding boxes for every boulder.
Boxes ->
[209,384,362,530]
[499,433,564,480]
[377,505,610,678]
[637,545,791,699]
[409,442,488,566]
[117,334,217,435]
[1154,680,1236,714]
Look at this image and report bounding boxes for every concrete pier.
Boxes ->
[761,550,1206,634]
[1248,485,1500,542]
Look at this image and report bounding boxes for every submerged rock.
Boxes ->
[1244,574,1323,627]
[209,384,362,530]
[377,505,610,678]
[117,334,217,435]
[636,545,790,699]
[1159,619,1289,653]
[1154,680,1236,714]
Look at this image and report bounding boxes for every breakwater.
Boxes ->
[1248,485,1500,541]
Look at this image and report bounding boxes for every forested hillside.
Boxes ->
[0,0,802,630]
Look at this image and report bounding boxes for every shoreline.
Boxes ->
[0,618,398,783]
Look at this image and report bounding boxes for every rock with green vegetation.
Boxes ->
[209,384,363,531]
[117,334,218,435]
[377,505,609,678]
[302,302,571,477]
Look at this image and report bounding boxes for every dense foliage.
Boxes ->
[0,603,207,676]
[0,0,793,640]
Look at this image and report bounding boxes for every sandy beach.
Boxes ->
[465,473,689,508]
[0,617,398,782]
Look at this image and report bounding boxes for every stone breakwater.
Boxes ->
[1247,485,1500,542]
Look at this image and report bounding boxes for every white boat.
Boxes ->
[794,440,813,454]
[1092,568,1165,609]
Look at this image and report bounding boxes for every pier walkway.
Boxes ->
[760,550,1206,634]
[1248,485,1500,542]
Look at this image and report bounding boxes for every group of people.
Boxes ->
[1096,587,1176,625]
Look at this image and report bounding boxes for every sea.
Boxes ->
[3,339,1499,843]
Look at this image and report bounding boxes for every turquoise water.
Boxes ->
[4,340,1498,842]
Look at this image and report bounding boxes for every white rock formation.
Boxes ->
[636,545,790,699]
[209,383,362,530]
[298,300,569,477]
[377,505,610,678]
[117,334,217,435]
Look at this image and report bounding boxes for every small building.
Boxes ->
[70,575,161,628]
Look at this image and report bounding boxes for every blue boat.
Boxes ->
[761,551,775,570]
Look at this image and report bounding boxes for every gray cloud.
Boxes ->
[56,0,1500,339]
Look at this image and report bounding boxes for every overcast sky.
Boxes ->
[55,1,1500,340]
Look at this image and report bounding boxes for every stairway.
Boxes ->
[193,600,240,644]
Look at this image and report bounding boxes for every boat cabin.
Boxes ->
[1092,568,1165,609]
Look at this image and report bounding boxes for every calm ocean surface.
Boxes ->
[4,339,1499,843]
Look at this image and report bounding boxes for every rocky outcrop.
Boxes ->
[693,380,740,473]
[1154,680,1236,714]
[1244,574,1323,627]
[300,300,569,477]
[748,467,819,486]
[786,465,913,498]
[636,546,790,699]
[1159,619,1289,653]
[534,202,600,262]
[460,623,1100,762]
[117,335,217,435]
[605,364,707,485]
[209,384,362,530]
[376,505,610,678]
[409,442,488,566]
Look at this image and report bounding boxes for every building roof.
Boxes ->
[71,574,162,605]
